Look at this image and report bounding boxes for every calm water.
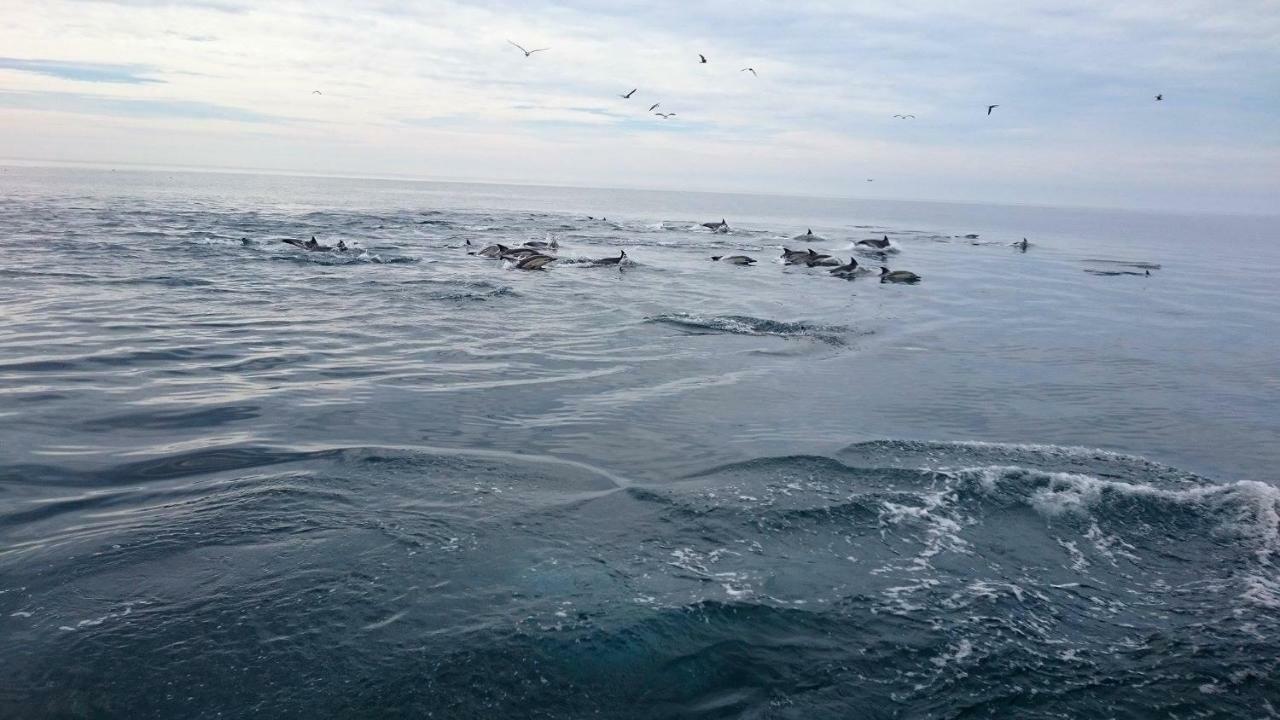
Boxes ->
[1,166,1278,718]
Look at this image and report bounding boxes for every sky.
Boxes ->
[0,0,1277,213]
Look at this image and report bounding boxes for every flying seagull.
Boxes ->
[649,102,660,111]
[741,67,757,76]
[655,112,676,119]
[620,88,637,99]
[508,40,549,57]
[699,54,708,64]
[312,90,322,95]
[1155,93,1163,101]
[987,104,999,115]
[893,114,916,119]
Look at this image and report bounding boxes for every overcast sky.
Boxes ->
[0,0,1276,212]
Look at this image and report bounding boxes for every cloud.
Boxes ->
[0,90,281,123]
[0,57,163,84]
[0,0,1275,212]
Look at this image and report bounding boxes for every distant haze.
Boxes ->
[0,1,1277,213]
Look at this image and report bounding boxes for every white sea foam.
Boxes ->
[1242,575,1280,608]
[931,638,974,669]
[878,489,971,571]
[955,465,1280,564]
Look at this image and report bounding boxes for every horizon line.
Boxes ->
[2,156,1274,220]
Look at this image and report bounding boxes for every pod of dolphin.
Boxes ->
[280,220,932,281]
[699,225,917,283]
[456,221,924,280]
[461,237,625,270]
[276,224,1167,284]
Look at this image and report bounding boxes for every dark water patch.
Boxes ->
[209,353,316,373]
[1082,259,1163,270]
[835,439,1212,487]
[0,346,242,374]
[1084,269,1151,277]
[648,313,848,345]
[94,275,218,288]
[426,287,517,301]
[80,404,261,431]
[0,268,98,281]
[3,391,68,403]
[0,446,333,488]
[391,278,518,300]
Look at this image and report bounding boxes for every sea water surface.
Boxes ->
[1,166,1278,718]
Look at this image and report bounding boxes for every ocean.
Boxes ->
[1,165,1278,718]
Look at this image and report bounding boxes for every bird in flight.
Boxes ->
[1155,93,1163,101]
[508,40,549,57]
[655,112,676,119]
[987,104,999,115]
[892,114,916,119]
[741,67,757,76]
[620,88,637,99]
[699,54,708,64]
[312,90,322,95]
[648,102,660,111]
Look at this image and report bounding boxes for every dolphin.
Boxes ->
[282,236,332,252]
[781,247,811,264]
[515,254,556,270]
[880,266,921,283]
[591,250,627,266]
[804,249,839,267]
[711,255,756,265]
[829,257,870,277]
[501,247,542,260]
